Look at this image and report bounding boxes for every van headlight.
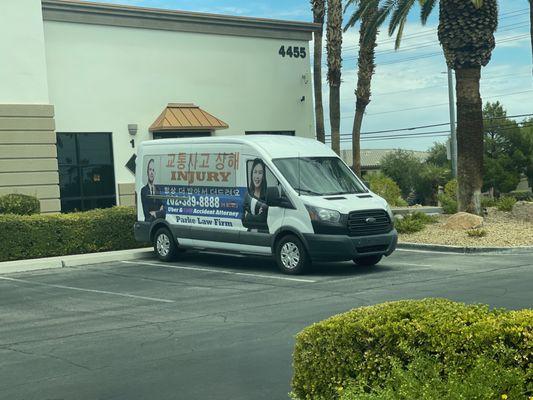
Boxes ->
[305,205,341,223]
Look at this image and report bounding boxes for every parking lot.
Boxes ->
[1,249,532,400]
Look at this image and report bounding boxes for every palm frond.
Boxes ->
[360,0,396,44]
[388,0,416,37]
[344,0,378,31]
[470,0,484,8]
[394,17,407,49]
[420,0,437,24]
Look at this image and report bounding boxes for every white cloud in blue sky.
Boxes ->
[94,0,531,150]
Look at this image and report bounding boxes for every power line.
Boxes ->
[325,122,533,142]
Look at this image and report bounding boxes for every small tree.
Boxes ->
[380,150,421,198]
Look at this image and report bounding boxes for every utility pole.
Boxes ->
[447,67,458,178]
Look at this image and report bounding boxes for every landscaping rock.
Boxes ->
[512,201,533,223]
[443,212,483,230]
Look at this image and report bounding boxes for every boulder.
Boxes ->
[443,212,483,230]
[512,201,533,223]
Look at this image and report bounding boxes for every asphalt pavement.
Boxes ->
[0,249,532,400]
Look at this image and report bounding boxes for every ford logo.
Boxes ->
[365,217,376,224]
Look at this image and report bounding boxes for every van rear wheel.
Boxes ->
[353,255,382,266]
[153,227,177,262]
[275,235,309,275]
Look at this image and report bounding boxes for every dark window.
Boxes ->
[152,131,211,139]
[56,133,116,213]
[245,131,295,136]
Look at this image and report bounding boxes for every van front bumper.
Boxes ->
[302,229,398,261]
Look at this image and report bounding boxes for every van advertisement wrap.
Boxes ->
[141,153,248,230]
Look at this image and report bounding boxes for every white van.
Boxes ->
[134,135,397,274]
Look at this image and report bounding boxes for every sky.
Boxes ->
[96,0,532,151]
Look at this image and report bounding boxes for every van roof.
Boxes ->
[139,135,338,159]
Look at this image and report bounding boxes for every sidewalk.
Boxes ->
[0,248,154,274]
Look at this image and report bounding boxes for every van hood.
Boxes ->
[299,192,390,215]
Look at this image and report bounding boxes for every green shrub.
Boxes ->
[437,179,458,214]
[291,299,532,400]
[0,206,145,262]
[481,197,497,208]
[509,191,533,202]
[467,228,488,238]
[497,196,517,212]
[394,216,425,234]
[438,194,458,214]
[339,354,527,400]
[444,179,457,198]
[368,174,407,207]
[0,193,40,215]
[409,211,438,224]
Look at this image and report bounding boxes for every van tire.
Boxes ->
[275,235,309,275]
[353,255,382,266]
[153,227,177,262]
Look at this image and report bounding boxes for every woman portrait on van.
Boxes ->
[242,158,269,231]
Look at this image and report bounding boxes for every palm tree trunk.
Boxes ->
[330,85,341,154]
[326,0,342,155]
[351,7,377,176]
[455,66,484,215]
[313,29,326,143]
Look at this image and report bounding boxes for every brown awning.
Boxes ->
[149,103,229,132]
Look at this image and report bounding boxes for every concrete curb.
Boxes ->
[398,242,533,254]
[0,247,154,274]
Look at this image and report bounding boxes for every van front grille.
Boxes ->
[347,209,392,237]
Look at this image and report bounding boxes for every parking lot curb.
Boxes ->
[0,248,154,274]
[398,242,533,254]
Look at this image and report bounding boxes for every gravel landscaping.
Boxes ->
[399,208,533,247]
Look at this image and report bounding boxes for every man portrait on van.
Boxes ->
[242,158,269,231]
[141,158,166,222]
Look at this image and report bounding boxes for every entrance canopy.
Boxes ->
[149,103,229,132]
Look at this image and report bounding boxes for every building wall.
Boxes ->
[0,0,50,104]
[0,1,60,212]
[43,20,315,196]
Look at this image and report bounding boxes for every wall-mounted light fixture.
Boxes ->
[128,124,138,135]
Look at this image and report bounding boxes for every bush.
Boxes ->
[509,191,533,202]
[467,228,487,238]
[291,299,532,400]
[497,196,517,212]
[481,197,497,208]
[0,193,40,215]
[394,212,436,235]
[438,179,458,214]
[339,354,527,400]
[0,206,144,262]
[368,174,407,207]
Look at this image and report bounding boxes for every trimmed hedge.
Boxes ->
[0,206,145,262]
[291,299,532,400]
[0,193,40,215]
[368,174,407,207]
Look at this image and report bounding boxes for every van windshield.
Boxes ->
[273,157,367,196]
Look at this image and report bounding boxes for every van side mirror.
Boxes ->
[267,186,293,208]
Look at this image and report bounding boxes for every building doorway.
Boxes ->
[56,132,116,212]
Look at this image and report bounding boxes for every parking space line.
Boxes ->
[121,261,316,283]
[0,276,175,303]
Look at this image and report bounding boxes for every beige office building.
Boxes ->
[0,0,317,213]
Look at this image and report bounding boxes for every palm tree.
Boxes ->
[326,0,343,155]
[344,1,379,176]
[371,0,498,215]
[311,0,327,143]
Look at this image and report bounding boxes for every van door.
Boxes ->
[239,154,286,251]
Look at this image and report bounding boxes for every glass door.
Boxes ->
[56,133,116,212]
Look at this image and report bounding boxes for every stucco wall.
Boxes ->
[43,20,314,191]
[0,0,50,104]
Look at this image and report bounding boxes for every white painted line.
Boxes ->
[0,276,175,303]
[121,260,316,283]
[390,262,434,268]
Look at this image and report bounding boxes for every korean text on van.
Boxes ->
[134,136,397,274]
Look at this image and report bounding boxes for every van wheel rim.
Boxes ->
[281,242,300,269]
[156,234,170,256]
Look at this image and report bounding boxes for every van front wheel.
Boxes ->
[275,235,309,275]
[153,227,177,262]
